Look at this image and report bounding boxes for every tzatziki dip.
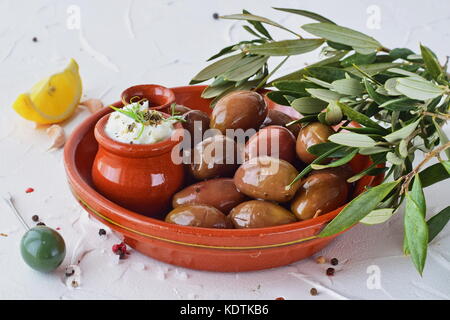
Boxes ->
[105,101,176,144]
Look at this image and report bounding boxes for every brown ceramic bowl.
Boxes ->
[64,85,383,272]
[121,84,175,112]
[92,112,185,218]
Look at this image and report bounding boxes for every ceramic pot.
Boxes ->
[121,84,175,112]
[91,113,184,217]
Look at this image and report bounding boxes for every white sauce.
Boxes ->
[104,101,175,144]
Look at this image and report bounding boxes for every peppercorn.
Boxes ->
[326,267,335,276]
[310,288,318,296]
[315,256,326,264]
[212,13,219,20]
[98,228,106,236]
[36,222,46,226]
[331,258,339,266]
[32,37,38,42]
[65,267,75,277]
[32,215,39,222]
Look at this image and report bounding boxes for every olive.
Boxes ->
[262,109,301,137]
[296,122,335,164]
[309,164,354,182]
[244,125,296,164]
[165,205,232,228]
[189,135,240,180]
[229,200,297,228]
[172,104,192,115]
[20,226,66,272]
[182,110,210,147]
[172,178,247,214]
[210,91,268,134]
[234,156,301,202]
[290,170,349,220]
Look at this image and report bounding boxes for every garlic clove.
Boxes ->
[47,124,66,150]
[80,99,104,113]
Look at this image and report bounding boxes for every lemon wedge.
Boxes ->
[12,58,82,124]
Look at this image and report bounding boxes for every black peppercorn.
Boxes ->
[326,267,335,276]
[32,37,38,42]
[310,288,318,296]
[98,228,106,236]
[331,258,339,266]
[212,13,219,20]
[36,222,46,226]
[32,215,39,222]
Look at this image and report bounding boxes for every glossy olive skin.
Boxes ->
[296,122,335,164]
[172,178,247,214]
[182,110,210,147]
[234,156,301,202]
[20,226,66,272]
[291,169,349,220]
[309,164,354,182]
[189,135,240,180]
[165,205,232,228]
[262,109,300,137]
[173,104,192,115]
[245,126,296,164]
[210,91,268,134]
[229,200,297,228]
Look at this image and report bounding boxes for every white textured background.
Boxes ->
[0,0,449,300]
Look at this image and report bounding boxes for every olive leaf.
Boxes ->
[404,175,428,275]
[305,67,347,82]
[419,162,450,188]
[329,132,377,148]
[307,142,350,157]
[311,148,358,169]
[242,9,273,39]
[248,39,324,56]
[360,208,395,225]
[338,102,388,133]
[304,76,332,88]
[191,53,244,83]
[291,97,327,114]
[306,88,342,103]
[389,48,415,60]
[340,52,377,67]
[427,206,450,243]
[221,55,268,81]
[420,44,443,81]
[273,7,335,24]
[331,78,364,95]
[319,180,400,237]
[384,119,420,143]
[359,146,390,155]
[345,63,400,77]
[432,118,450,160]
[347,163,387,183]
[272,80,319,94]
[302,23,382,53]
[395,77,445,100]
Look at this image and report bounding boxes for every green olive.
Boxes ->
[20,226,66,272]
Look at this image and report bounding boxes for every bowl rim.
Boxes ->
[64,85,383,246]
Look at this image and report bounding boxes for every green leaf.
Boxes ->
[364,79,390,105]
[420,44,443,81]
[191,53,244,83]
[395,77,444,101]
[319,181,400,237]
[242,9,273,39]
[340,52,377,67]
[201,81,235,98]
[270,51,347,83]
[389,48,415,60]
[378,97,419,111]
[273,7,335,24]
[345,63,400,77]
[302,23,382,53]
[347,163,387,183]
[329,132,377,147]
[266,91,305,106]
[386,152,404,165]
[404,175,428,275]
[359,146,390,155]
[248,39,324,56]
[338,102,388,133]
[306,88,342,103]
[304,76,332,88]
[419,162,450,188]
[221,55,268,81]
[331,78,364,95]
[305,67,347,82]
[307,142,351,157]
[360,208,395,225]
[207,44,237,61]
[272,80,319,94]
[443,161,450,175]
[291,97,327,114]
[242,25,265,38]
[384,119,420,143]
[427,206,450,243]
[221,13,300,37]
[311,148,358,169]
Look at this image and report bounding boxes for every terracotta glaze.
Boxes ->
[64,85,384,272]
[121,84,175,112]
[92,112,184,218]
